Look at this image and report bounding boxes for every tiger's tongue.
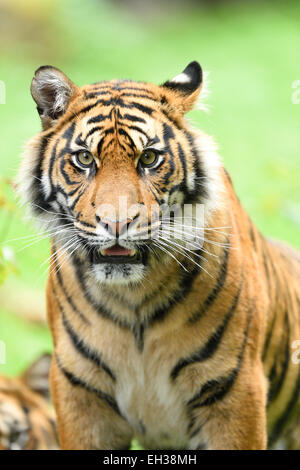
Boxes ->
[103,245,132,256]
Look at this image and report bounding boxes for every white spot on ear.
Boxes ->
[171,72,191,85]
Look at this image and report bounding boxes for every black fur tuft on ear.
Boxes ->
[162,61,203,95]
[31,66,77,128]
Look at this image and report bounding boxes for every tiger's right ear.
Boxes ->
[31,66,78,129]
[161,61,203,114]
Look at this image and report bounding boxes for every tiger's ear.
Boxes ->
[161,61,203,113]
[31,66,78,129]
[22,353,52,400]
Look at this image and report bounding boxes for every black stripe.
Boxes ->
[129,101,154,115]
[60,305,116,381]
[188,243,230,324]
[160,107,182,130]
[262,254,280,361]
[86,99,154,123]
[262,312,276,361]
[75,133,85,147]
[267,311,290,405]
[119,112,146,124]
[268,367,300,447]
[189,369,239,408]
[115,85,156,95]
[86,126,103,138]
[132,322,145,352]
[69,187,86,211]
[72,255,132,330]
[67,184,83,198]
[97,136,104,157]
[195,443,207,450]
[54,85,150,129]
[171,280,242,381]
[263,250,272,300]
[149,257,203,326]
[60,121,76,155]
[146,183,161,205]
[88,110,112,124]
[101,137,115,153]
[76,220,96,229]
[120,86,155,95]
[184,130,207,202]
[91,82,156,95]
[59,158,80,186]
[51,250,89,325]
[32,131,55,213]
[187,301,252,409]
[160,123,176,185]
[163,122,175,146]
[48,123,78,197]
[117,92,157,101]
[118,128,136,152]
[248,217,257,251]
[84,90,110,99]
[126,125,148,139]
[177,142,189,198]
[55,355,121,416]
[190,425,202,440]
[47,139,59,201]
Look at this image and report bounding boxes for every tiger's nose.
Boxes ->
[96,216,133,237]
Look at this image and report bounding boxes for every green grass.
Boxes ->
[0,0,299,377]
[0,309,52,376]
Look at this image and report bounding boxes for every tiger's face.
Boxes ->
[18,62,219,284]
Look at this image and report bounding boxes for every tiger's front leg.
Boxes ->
[187,364,267,450]
[50,357,133,450]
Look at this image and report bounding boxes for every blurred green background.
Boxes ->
[0,0,299,383]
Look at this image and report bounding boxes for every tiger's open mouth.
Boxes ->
[90,244,142,264]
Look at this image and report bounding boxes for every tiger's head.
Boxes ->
[18,62,222,284]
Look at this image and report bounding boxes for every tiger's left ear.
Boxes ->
[31,65,78,129]
[161,61,203,113]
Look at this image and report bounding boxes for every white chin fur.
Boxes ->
[91,263,146,285]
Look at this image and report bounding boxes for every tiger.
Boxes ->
[16,61,300,450]
[0,354,58,450]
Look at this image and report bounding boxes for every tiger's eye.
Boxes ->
[139,150,158,167]
[76,151,94,167]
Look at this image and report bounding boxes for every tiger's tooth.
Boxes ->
[100,249,107,256]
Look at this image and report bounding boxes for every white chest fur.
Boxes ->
[115,350,189,449]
